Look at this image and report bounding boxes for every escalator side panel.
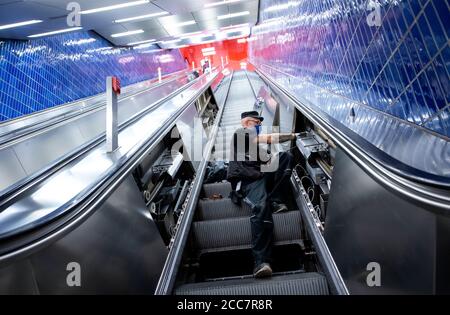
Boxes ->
[0,175,168,294]
[324,149,448,294]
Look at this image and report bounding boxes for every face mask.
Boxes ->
[255,124,262,135]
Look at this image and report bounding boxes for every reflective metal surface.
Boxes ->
[325,148,450,294]
[0,70,187,140]
[0,175,168,294]
[0,76,190,192]
[0,71,218,241]
[176,105,208,171]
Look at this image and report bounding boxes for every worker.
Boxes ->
[227,111,297,278]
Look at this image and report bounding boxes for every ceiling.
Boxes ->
[0,0,259,48]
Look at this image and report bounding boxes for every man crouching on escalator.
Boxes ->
[227,111,297,278]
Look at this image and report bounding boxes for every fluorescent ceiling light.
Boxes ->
[202,47,216,53]
[0,19,42,31]
[205,0,241,8]
[28,27,82,38]
[128,39,156,46]
[114,12,169,23]
[174,20,196,27]
[217,11,250,20]
[111,29,144,38]
[81,0,150,14]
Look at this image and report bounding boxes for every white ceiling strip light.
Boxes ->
[115,12,169,23]
[205,0,242,8]
[0,20,42,31]
[111,29,144,38]
[81,0,150,14]
[28,27,83,38]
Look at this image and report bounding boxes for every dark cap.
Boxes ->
[241,111,264,122]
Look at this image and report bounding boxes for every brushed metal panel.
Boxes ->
[0,259,39,295]
[0,148,27,192]
[13,121,86,175]
[324,149,439,294]
[28,175,168,294]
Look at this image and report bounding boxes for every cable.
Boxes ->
[300,175,314,187]
[294,163,307,176]
[307,187,315,201]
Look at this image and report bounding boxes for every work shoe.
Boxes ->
[253,263,273,278]
[272,202,288,213]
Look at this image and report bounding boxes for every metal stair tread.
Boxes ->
[193,211,302,250]
[174,272,329,295]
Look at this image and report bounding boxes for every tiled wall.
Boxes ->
[0,31,187,122]
[249,0,450,176]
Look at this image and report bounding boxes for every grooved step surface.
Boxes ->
[193,211,302,250]
[197,198,251,221]
[175,272,329,295]
[203,182,233,198]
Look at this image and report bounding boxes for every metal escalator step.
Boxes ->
[198,198,251,220]
[193,211,302,250]
[203,182,233,197]
[175,272,329,295]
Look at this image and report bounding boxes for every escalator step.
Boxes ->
[193,211,302,251]
[175,272,329,295]
[203,182,233,198]
[198,198,251,220]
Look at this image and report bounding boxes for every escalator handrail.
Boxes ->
[0,68,190,131]
[0,70,191,149]
[0,73,199,211]
[255,66,450,212]
[0,71,220,263]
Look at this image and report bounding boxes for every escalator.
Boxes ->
[157,68,450,296]
[0,69,224,294]
[157,71,331,295]
[0,66,448,295]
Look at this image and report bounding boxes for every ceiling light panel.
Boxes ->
[81,0,150,15]
[205,0,242,8]
[114,12,169,23]
[28,27,83,38]
[0,20,43,31]
[111,29,144,38]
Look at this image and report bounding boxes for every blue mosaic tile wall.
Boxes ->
[0,31,187,122]
[249,0,450,138]
[248,0,450,176]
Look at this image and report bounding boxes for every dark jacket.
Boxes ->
[227,128,267,187]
